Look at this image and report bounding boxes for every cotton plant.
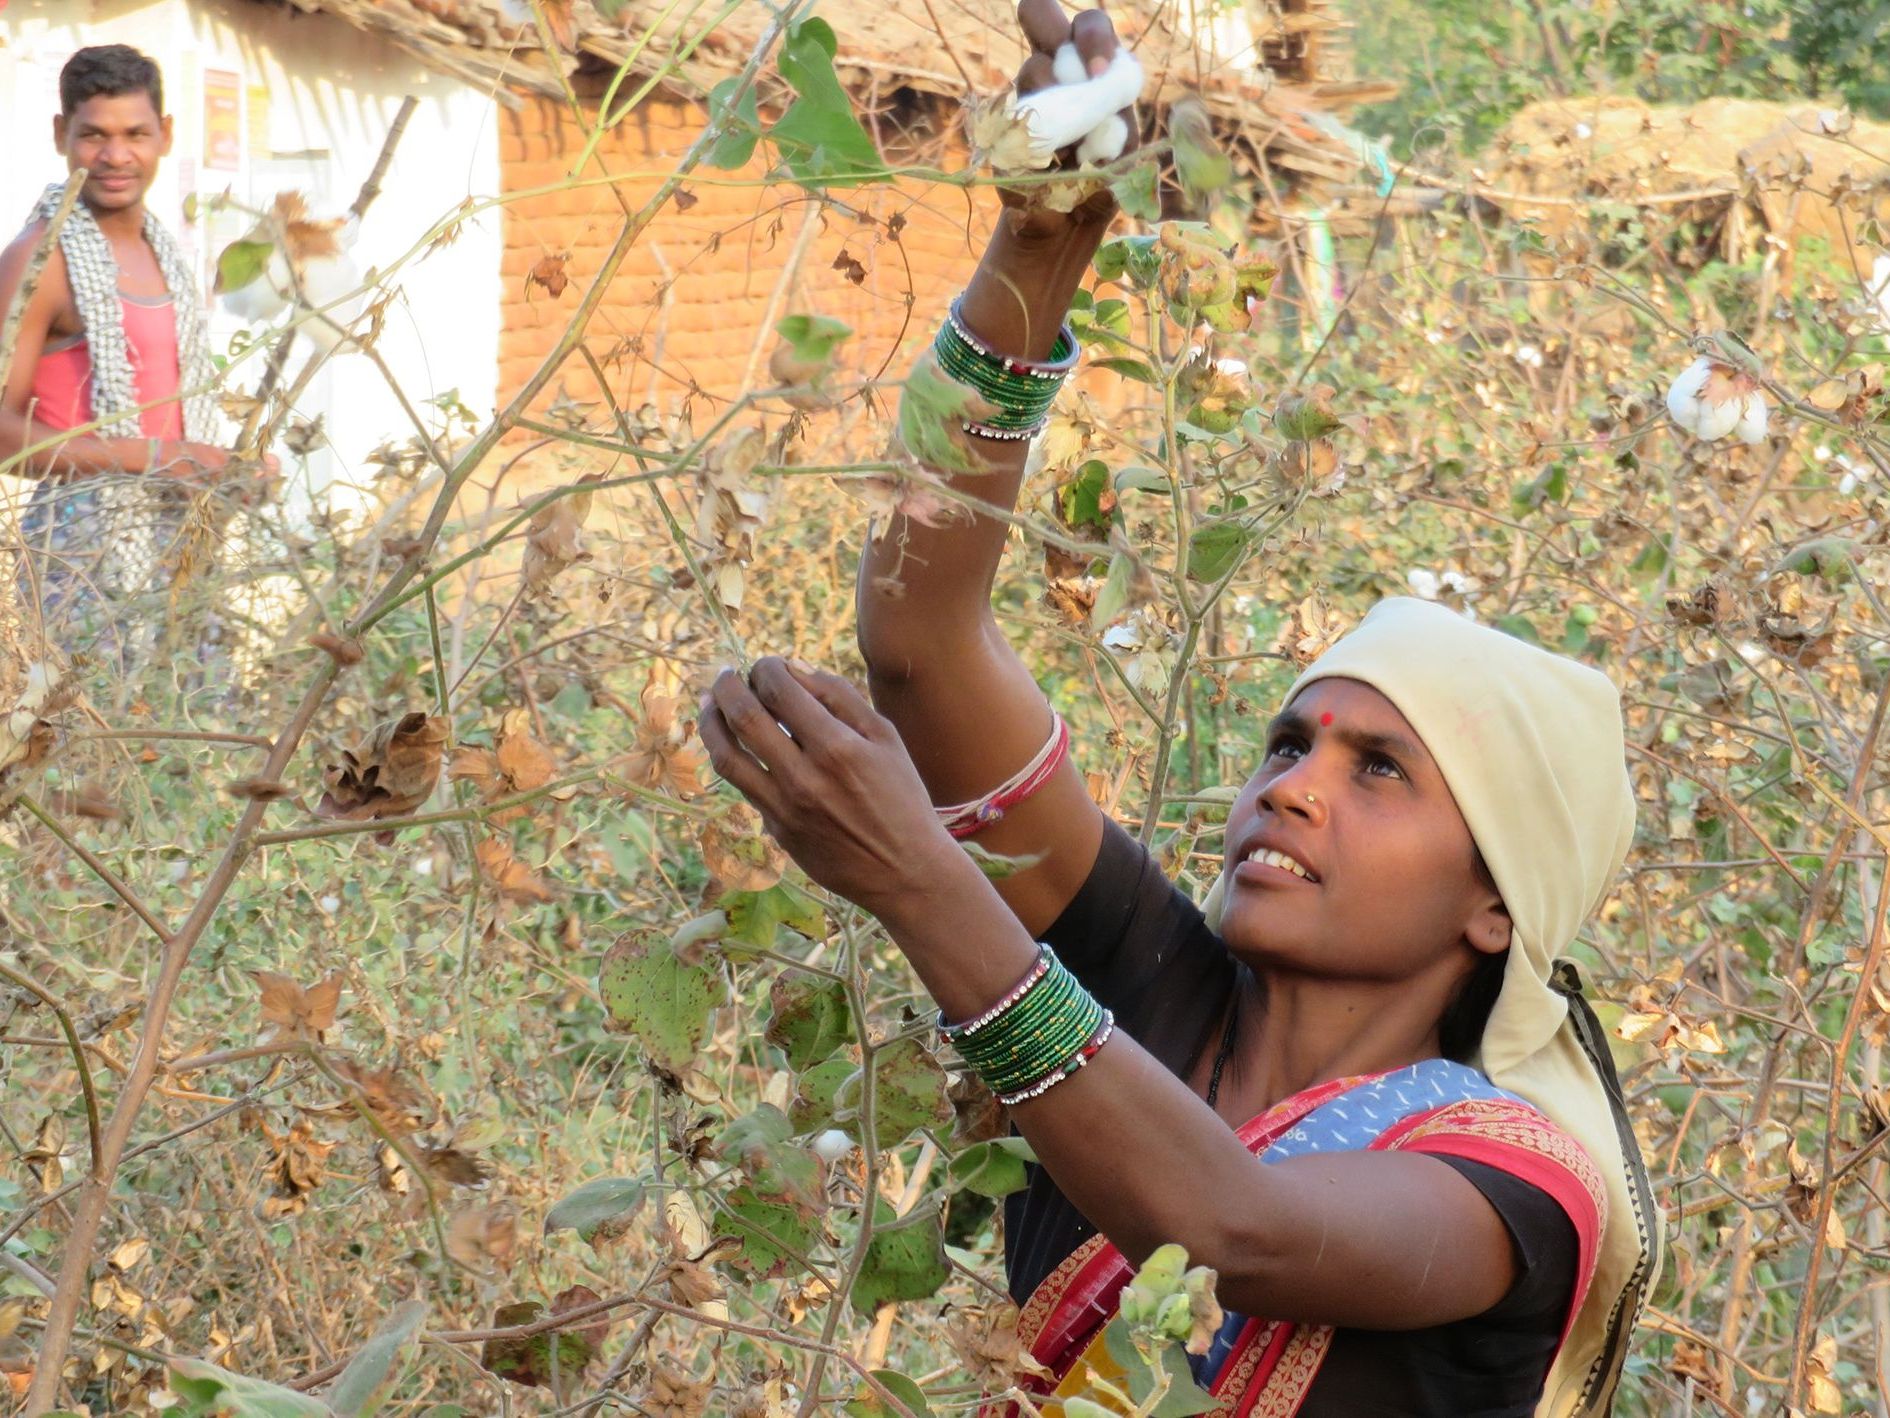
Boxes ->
[1664,332,1769,445]
[215,191,366,353]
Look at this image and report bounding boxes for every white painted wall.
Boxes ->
[0,0,502,518]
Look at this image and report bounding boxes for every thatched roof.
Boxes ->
[263,0,1394,183]
[1477,96,1890,268]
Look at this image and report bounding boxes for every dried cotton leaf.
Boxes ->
[316,712,448,823]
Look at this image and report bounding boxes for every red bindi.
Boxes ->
[1319,711,1334,726]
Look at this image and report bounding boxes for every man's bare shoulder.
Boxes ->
[0,221,71,304]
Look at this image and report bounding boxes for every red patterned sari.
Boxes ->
[1005,1060,1606,1417]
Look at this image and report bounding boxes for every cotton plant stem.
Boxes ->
[15,794,174,943]
[0,170,85,395]
[0,961,102,1178]
[1714,674,1890,1397]
[1788,847,1889,1405]
[799,938,884,1418]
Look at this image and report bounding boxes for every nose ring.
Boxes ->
[1305,791,1317,805]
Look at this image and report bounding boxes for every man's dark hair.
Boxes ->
[60,45,164,118]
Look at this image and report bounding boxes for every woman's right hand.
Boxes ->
[999,0,1138,247]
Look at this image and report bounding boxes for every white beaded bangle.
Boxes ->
[940,945,1054,1038]
[996,1011,1116,1106]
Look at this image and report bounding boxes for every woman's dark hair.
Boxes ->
[1438,848,1508,1063]
[60,46,164,118]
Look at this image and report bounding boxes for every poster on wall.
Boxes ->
[203,67,241,171]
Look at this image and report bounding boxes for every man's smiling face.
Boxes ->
[56,91,173,215]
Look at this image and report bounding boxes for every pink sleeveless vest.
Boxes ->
[30,292,186,439]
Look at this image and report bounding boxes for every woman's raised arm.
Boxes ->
[856,0,1128,936]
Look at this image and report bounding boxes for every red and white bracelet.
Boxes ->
[935,713,1070,839]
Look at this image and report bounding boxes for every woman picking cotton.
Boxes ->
[697,4,1660,1413]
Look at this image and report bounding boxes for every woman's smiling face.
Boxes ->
[1218,677,1510,983]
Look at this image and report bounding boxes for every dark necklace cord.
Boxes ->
[1205,986,1240,1109]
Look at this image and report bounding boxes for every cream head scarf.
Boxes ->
[1204,596,1661,1418]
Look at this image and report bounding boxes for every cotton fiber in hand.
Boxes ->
[1011,43,1142,165]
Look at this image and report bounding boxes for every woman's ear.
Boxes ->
[1466,895,1513,957]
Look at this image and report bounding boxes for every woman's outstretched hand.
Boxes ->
[697,658,974,927]
[1001,0,1138,244]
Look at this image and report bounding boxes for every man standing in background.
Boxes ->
[0,44,270,651]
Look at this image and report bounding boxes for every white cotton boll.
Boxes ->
[1012,47,1144,164]
[1733,392,1769,446]
[1051,41,1087,87]
[811,1129,854,1163]
[1691,396,1743,442]
[1666,355,1752,441]
[220,246,294,322]
[1406,568,1441,600]
[1664,357,1713,434]
[294,252,365,352]
[1076,112,1130,164]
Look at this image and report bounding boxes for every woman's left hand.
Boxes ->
[696,657,968,926]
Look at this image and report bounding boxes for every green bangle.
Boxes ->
[949,955,1105,1095]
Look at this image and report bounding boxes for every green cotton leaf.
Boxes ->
[723,880,829,953]
[543,1175,647,1251]
[1628,533,1672,580]
[897,353,987,475]
[1170,98,1232,211]
[1093,234,1159,288]
[1089,548,1134,632]
[772,18,885,187]
[721,1183,821,1278]
[1779,536,1857,584]
[1110,159,1161,223]
[788,1054,857,1134]
[216,239,275,295]
[1511,462,1569,514]
[705,76,762,170]
[850,1199,951,1315]
[844,1369,935,1418]
[720,1104,826,1215]
[326,1299,427,1418]
[598,927,727,1073]
[961,840,1047,881]
[1099,1322,1218,1416]
[775,312,853,363]
[1059,459,1116,533]
[835,1036,953,1145]
[478,1289,608,1397]
[1113,464,1170,495]
[1494,614,1541,646]
[1187,521,1251,584]
[766,973,853,1070]
[1092,356,1160,385]
[168,1358,333,1417]
[947,1137,1037,1198]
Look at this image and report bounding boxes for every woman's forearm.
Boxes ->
[857,217,1109,664]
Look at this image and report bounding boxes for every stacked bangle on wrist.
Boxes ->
[941,946,1111,1104]
[933,295,1079,441]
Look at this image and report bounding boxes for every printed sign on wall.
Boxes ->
[203,67,241,171]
